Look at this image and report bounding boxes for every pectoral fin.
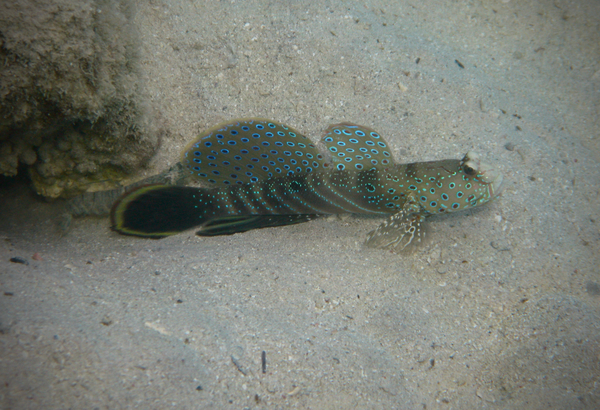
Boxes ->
[365,211,426,250]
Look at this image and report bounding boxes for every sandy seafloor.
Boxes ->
[1,0,600,409]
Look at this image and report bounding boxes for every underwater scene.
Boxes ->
[1,0,599,409]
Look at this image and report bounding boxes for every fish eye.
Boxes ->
[463,165,476,175]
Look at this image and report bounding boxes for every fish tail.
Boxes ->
[110,184,210,238]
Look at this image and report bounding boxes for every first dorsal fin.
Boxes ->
[182,118,327,186]
[321,123,396,171]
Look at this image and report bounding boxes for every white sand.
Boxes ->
[1,0,599,408]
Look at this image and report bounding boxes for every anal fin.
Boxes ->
[197,214,319,236]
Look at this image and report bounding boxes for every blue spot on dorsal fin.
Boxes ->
[182,118,327,186]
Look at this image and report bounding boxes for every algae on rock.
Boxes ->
[0,0,161,198]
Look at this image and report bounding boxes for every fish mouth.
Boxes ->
[463,151,504,198]
[478,161,504,198]
[488,171,504,198]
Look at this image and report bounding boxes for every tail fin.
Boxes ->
[110,185,209,238]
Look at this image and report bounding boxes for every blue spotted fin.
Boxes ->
[182,118,327,186]
[321,123,396,171]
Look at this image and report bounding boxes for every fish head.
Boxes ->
[460,150,504,202]
[413,151,503,215]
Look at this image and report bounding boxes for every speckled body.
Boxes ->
[198,159,490,218]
